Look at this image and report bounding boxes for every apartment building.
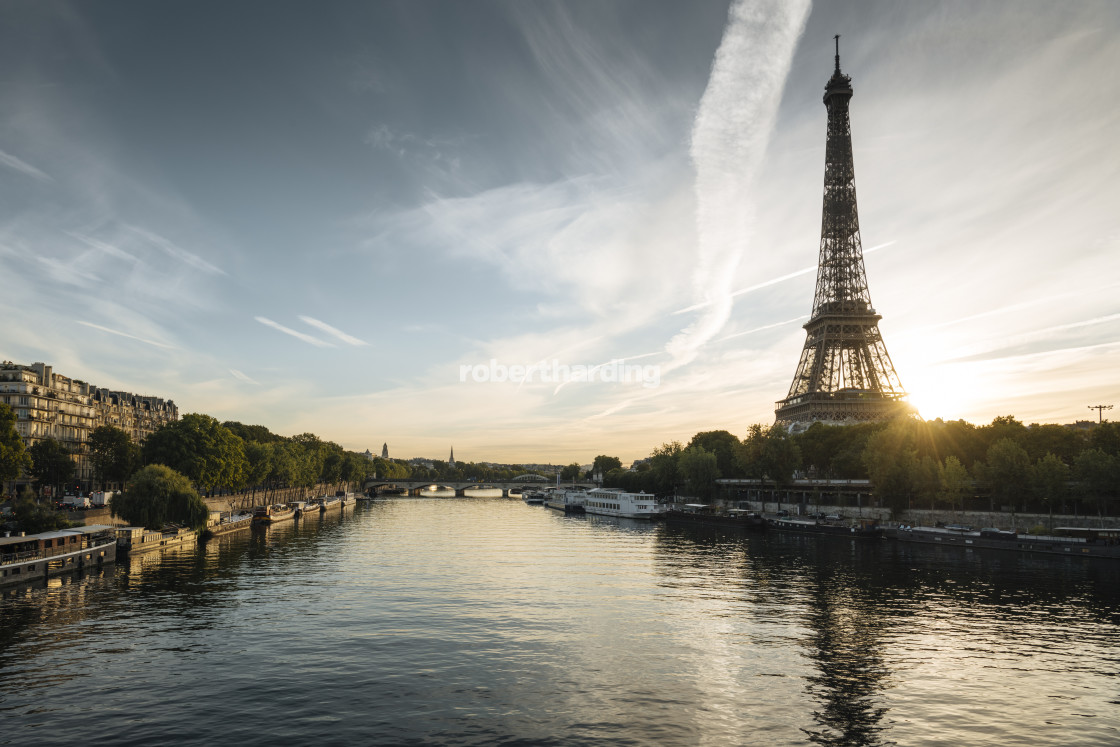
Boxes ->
[0,361,178,492]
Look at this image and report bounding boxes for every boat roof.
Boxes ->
[0,535,38,548]
[1056,526,1120,536]
[35,529,82,540]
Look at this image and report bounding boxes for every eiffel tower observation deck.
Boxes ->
[775,37,910,431]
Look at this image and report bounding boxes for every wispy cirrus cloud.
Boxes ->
[298,316,368,346]
[255,316,334,348]
[0,148,52,182]
[127,224,226,276]
[675,241,896,315]
[76,320,174,349]
[229,369,260,385]
[667,0,811,371]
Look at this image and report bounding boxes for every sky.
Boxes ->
[1,0,1118,465]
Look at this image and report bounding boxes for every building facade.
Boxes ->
[0,361,178,493]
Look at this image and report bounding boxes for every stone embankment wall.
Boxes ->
[58,486,350,524]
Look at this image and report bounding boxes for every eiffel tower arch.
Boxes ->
[774,38,911,432]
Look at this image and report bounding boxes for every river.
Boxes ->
[2,498,1119,745]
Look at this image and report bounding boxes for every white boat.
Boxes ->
[544,489,586,514]
[582,488,662,519]
[522,491,546,505]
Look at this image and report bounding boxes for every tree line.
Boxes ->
[598,416,1120,517]
[0,406,378,532]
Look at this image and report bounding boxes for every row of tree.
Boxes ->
[0,405,382,531]
[599,416,1120,516]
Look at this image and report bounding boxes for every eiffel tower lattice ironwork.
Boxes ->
[775,37,909,429]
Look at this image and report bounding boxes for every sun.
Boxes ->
[904,364,972,421]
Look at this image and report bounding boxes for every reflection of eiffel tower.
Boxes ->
[775,37,909,431]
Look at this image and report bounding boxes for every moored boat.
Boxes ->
[523,491,546,505]
[886,524,1120,558]
[583,488,662,520]
[544,489,586,514]
[252,504,297,525]
[2,525,117,585]
[766,515,882,539]
[292,500,320,518]
[663,505,765,530]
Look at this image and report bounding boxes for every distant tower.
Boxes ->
[382,442,389,459]
[775,37,909,431]
[448,447,455,468]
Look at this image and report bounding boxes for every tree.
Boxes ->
[243,441,274,490]
[591,455,623,478]
[11,486,72,534]
[686,431,742,478]
[141,413,248,494]
[88,425,138,487]
[980,438,1031,512]
[1023,423,1086,463]
[28,438,75,495]
[741,425,800,486]
[0,403,31,488]
[937,456,970,515]
[1073,448,1119,519]
[113,464,210,529]
[222,421,286,444]
[678,446,720,500]
[862,419,921,515]
[648,442,684,496]
[916,455,941,511]
[1032,453,1069,528]
[1089,422,1120,457]
[340,452,371,490]
[559,463,582,482]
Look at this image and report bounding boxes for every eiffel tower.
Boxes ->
[774,37,909,430]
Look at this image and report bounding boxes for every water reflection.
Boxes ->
[2,500,1120,746]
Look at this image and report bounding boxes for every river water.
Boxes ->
[2,498,1119,746]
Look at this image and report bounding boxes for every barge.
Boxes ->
[767,516,883,539]
[252,504,297,526]
[887,525,1120,559]
[544,490,586,514]
[1,525,117,586]
[115,525,199,555]
[663,505,765,530]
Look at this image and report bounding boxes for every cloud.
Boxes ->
[76,320,175,349]
[229,369,260,385]
[126,224,226,276]
[0,148,52,182]
[255,316,334,347]
[715,316,809,343]
[674,241,896,315]
[298,316,368,346]
[667,0,811,371]
[66,231,139,263]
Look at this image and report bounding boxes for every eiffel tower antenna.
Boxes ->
[774,40,910,431]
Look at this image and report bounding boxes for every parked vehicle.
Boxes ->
[90,491,114,507]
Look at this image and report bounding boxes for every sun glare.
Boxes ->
[904,364,973,422]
